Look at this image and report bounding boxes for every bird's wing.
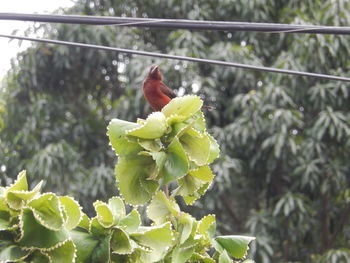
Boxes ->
[159,82,177,99]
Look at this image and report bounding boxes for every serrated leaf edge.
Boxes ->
[27,192,65,231]
[111,227,134,255]
[42,239,77,263]
[125,112,167,139]
[16,208,69,250]
[59,196,83,230]
[4,180,42,211]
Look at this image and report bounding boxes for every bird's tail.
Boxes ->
[202,105,216,110]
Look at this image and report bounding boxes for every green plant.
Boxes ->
[0,96,254,262]
[2,2,350,261]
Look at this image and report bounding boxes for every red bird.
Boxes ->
[143,65,214,111]
[143,65,176,111]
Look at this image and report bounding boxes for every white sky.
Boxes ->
[0,0,74,78]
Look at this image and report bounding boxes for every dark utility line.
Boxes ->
[1,33,349,83]
[1,13,350,35]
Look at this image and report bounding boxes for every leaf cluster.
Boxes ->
[0,170,254,263]
[108,96,219,206]
[1,0,350,262]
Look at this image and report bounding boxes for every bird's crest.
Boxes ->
[148,65,162,80]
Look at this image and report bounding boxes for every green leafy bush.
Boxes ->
[0,96,254,262]
[107,95,219,206]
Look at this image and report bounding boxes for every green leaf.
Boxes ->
[175,172,209,197]
[43,239,76,263]
[77,219,111,262]
[191,165,214,182]
[192,111,207,132]
[0,211,11,231]
[115,155,159,205]
[18,208,69,249]
[73,226,111,263]
[91,234,111,263]
[191,252,215,263]
[0,240,30,262]
[5,171,42,210]
[196,214,216,247]
[178,213,194,244]
[179,129,211,166]
[140,175,159,196]
[127,112,167,139]
[111,227,133,254]
[70,228,99,263]
[167,116,198,139]
[175,166,214,204]
[171,245,195,263]
[166,114,189,126]
[77,213,90,230]
[112,247,145,263]
[111,252,141,263]
[215,235,256,259]
[7,170,28,192]
[59,196,82,230]
[182,182,211,205]
[6,183,42,211]
[108,196,126,223]
[147,191,180,225]
[30,251,50,263]
[130,223,173,262]
[198,214,216,239]
[107,119,142,155]
[28,193,64,231]
[183,195,198,205]
[94,200,114,228]
[138,139,163,152]
[119,209,141,233]
[90,217,110,236]
[219,250,232,263]
[162,95,203,119]
[177,220,198,249]
[0,196,9,212]
[208,134,220,163]
[175,174,200,196]
[144,151,167,180]
[163,137,189,184]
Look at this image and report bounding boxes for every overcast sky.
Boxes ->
[0,0,74,78]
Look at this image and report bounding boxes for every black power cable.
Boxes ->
[1,13,350,35]
[1,33,349,82]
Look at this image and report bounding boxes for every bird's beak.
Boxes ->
[151,66,159,74]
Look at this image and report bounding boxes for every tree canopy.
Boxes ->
[1,0,350,262]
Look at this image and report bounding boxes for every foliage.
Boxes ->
[1,0,350,262]
[0,97,255,262]
[108,95,219,205]
[0,172,254,263]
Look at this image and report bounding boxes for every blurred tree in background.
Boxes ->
[1,0,350,262]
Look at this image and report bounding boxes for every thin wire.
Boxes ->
[100,19,163,27]
[1,13,350,35]
[1,33,349,83]
[264,27,325,34]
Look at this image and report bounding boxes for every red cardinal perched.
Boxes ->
[143,65,214,111]
[143,65,176,111]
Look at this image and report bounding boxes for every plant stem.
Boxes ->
[163,184,169,197]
